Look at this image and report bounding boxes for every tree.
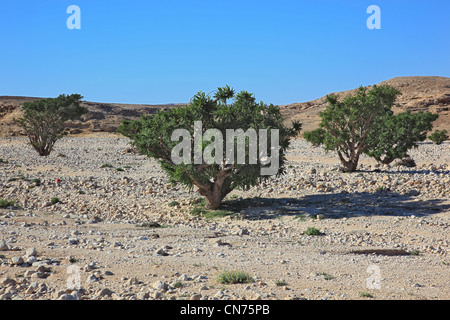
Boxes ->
[118,86,301,209]
[304,85,401,172]
[364,111,438,164]
[14,94,87,156]
[428,129,449,145]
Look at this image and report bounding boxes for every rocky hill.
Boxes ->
[0,97,184,137]
[0,76,448,137]
[280,76,450,134]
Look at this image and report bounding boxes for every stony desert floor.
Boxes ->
[0,134,449,300]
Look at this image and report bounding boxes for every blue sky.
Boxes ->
[0,0,449,105]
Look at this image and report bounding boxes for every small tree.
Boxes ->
[14,94,87,156]
[428,129,449,145]
[118,86,301,209]
[304,85,401,172]
[365,111,438,164]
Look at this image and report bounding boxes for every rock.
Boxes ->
[136,292,149,300]
[24,270,35,277]
[25,248,37,258]
[32,272,47,279]
[153,280,168,291]
[155,248,169,256]
[11,256,24,265]
[238,228,250,236]
[1,276,17,287]
[98,288,114,297]
[190,294,202,300]
[127,277,139,285]
[68,238,79,245]
[86,274,99,283]
[249,292,262,300]
[316,214,326,220]
[178,274,190,281]
[59,294,78,300]
[0,240,9,251]
[26,256,37,264]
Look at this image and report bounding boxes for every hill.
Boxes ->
[280,76,450,135]
[0,76,448,137]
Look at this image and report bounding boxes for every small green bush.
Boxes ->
[31,178,41,186]
[217,270,254,284]
[428,130,449,145]
[51,197,60,205]
[359,291,374,298]
[304,227,321,236]
[168,200,180,207]
[275,280,287,286]
[0,199,15,208]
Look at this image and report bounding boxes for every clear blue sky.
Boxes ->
[1,0,449,105]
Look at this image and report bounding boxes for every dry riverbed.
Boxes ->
[0,134,449,300]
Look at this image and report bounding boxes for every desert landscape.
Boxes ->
[0,76,449,300]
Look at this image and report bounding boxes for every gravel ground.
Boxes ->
[0,134,449,300]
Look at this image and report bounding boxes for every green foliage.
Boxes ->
[304,227,321,235]
[0,199,15,208]
[365,111,438,164]
[118,86,301,209]
[303,128,326,147]
[217,270,254,284]
[428,129,449,145]
[50,197,60,205]
[14,94,87,156]
[359,291,374,298]
[275,280,287,286]
[304,85,438,171]
[168,200,180,207]
[304,85,401,171]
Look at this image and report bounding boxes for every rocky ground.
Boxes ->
[0,134,449,300]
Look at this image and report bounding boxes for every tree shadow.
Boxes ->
[357,168,450,175]
[221,191,450,220]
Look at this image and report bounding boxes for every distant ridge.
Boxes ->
[280,76,450,135]
[1,76,449,137]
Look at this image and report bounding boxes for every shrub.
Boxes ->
[364,111,438,164]
[14,94,87,156]
[168,200,180,207]
[275,280,287,286]
[304,227,321,235]
[217,270,254,284]
[304,85,438,171]
[428,130,448,145]
[50,197,60,205]
[0,199,15,208]
[118,86,301,209]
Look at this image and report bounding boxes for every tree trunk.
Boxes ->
[196,175,232,210]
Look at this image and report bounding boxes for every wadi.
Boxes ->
[0,76,449,300]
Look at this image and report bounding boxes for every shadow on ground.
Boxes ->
[220,191,450,220]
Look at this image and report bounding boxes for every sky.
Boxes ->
[0,0,449,105]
